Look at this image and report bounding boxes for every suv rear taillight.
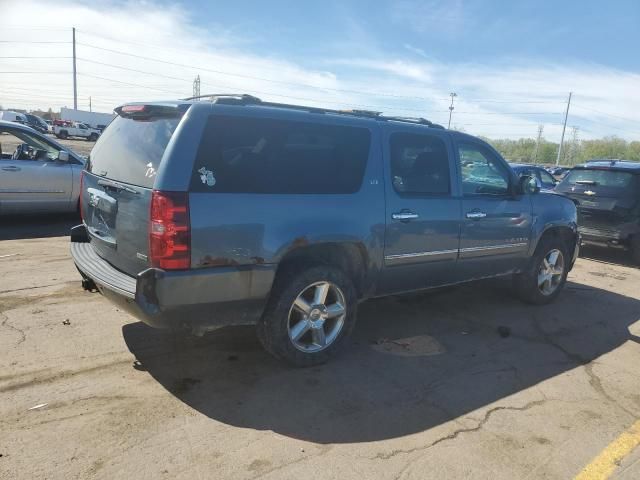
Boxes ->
[149,191,190,270]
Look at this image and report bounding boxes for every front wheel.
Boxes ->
[88,133,98,141]
[257,265,357,367]
[514,236,569,305]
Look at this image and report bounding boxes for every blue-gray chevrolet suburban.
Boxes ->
[71,95,579,366]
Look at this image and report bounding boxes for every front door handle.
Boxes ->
[1,166,21,172]
[392,211,419,221]
[466,211,487,219]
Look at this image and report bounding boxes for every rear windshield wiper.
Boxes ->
[98,178,140,194]
[574,180,598,186]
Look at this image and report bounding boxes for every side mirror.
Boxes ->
[519,175,541,194]
[58,151,70,162]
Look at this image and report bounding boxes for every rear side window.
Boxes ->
[390,132,450,194]
[191,115,371,194]
[87,115,180,188]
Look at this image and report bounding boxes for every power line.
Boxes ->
[0,56,72,59]
[0,40,71,44]
[0,71,70,74]
[77,72,186,95]
[74,41,452,102]
[76,57,451,113]
[454,111,563,115]
[572,104,639,124]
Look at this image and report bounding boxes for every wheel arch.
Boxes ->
[530,224,578,258]
[274,242,370,299]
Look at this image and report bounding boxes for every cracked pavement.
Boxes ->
[1,218,639,479]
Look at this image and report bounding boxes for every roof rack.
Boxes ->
[185,93,445,128]
[181,93,261,102]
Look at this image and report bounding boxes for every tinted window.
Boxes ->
[88,115,180,188]
[192,115,371,194]
[458,143,510,195]
[561,169,635,189]
[390,132,450,194]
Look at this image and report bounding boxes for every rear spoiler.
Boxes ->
[115,103,189,119]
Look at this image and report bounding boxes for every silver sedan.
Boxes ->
[0,120,85,215]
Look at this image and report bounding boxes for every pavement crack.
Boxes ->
[373,399,547,461]
[0,312,26,345]
[0,283,62,295]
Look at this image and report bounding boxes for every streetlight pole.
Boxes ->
[448,92,457,129]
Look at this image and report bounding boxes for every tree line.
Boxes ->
[483,136,640,166]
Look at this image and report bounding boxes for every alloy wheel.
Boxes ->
[287,281,346,353]
[537,249,565,296]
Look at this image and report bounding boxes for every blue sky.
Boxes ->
[186,0,640,70]
[2,0,639,140]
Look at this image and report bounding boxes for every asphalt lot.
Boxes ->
[1,217,639,479]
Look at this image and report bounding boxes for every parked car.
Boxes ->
[510,163,559,190]
[0,110,28,124]
[24,114,49,134]
[53,121,101,141]
[556,159,640,263]
[0,120,85,214]
[70,95,579,366]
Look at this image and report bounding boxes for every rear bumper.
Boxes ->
[70,225,275,333]
[578,224,638,249]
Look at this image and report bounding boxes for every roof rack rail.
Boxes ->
[380,116,445,129]
[181,93,262,102]
[185,93,444,128]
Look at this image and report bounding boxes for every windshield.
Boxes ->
[561,169,635,189]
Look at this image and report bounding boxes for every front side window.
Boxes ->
[0,129,60,161]
[458,143,510,195]
[390,132,450,195]
[192,115,371,194]
[539,169,556,185]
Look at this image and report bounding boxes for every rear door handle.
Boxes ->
[392,211,419,221]
[1,166,21,172]
[466,211,487,219]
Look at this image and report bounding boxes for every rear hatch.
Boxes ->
[556,168,640,232]
[81,104,186,276]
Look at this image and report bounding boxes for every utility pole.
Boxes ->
[556,91,572,166]
[89,96,92,112]
[568,126,579,165]
[72,27,78,110]
[193,75,201,98]
[447,92,457,129]
[533,125,544,163]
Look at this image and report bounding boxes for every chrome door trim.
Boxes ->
[459,242,527,253]
[385,248,459,261]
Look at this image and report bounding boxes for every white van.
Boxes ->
[0,111,28,124]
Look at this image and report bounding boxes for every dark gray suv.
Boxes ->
[71,95,579,366]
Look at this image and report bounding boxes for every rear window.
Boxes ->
[191,115,371,194]
[561,169,636,190]
[87,115,180,188]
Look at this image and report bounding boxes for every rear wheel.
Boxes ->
[514,236,569,305]
[58,130,68,139]
[258,265,357,367]
[88,133,98,141]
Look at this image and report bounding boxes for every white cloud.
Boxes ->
[1,0,638,141]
